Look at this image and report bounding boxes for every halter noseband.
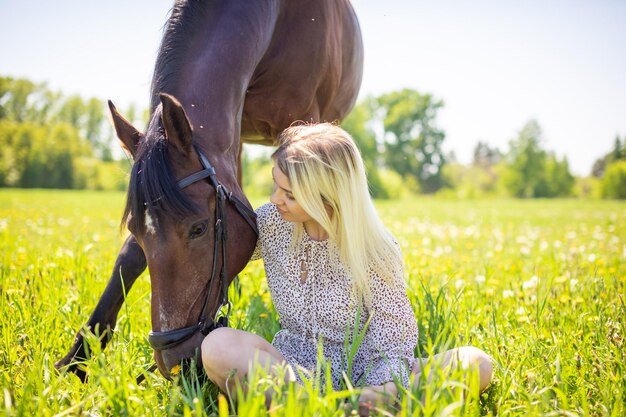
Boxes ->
[147,144,258,352]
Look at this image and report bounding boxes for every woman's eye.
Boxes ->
[189,221,208,239]
[286,194,295,200]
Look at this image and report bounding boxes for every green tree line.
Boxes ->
[340,91,624,199]
[2,76,624,199]
[0,76,128,190]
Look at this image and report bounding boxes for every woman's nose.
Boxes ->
[270,190,280,205]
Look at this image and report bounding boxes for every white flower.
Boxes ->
[520,246,530,255]
[523,275,540,290]
[455,279,465,290]
[570,279,579,290]
[475,275,486,284]
[587,254,596,263]
[502,290,514,298]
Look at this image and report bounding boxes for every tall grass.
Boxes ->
[1,190,624,416]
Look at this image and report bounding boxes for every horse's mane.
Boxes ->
[121,113,199,233]
[122,0,207,232]
[150,0,211,111]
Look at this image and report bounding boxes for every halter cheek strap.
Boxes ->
[147,144,258,353]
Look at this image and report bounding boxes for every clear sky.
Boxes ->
[1,0,625,175]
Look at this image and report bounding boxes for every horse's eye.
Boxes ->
[189,220,208,239]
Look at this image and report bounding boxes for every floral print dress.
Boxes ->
[251,203,418,389]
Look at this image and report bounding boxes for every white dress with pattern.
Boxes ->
[251,203,418,389]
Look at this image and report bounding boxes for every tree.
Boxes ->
[591,134,625,178]
[0,77,39,122]
[0,75,131,189]
[375,89,446,193]
[536,153,575,197]
[341,97,389,198]
[601,160,626,199]
[502,120,574,198]
[472,141,501,168]
[502,120,546,198]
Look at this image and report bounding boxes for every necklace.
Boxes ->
[299,243,310,284]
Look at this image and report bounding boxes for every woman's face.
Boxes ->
[270,165,314,223]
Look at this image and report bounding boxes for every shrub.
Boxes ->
[601,160,626,199]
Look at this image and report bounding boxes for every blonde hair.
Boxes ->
[272,123,403,305]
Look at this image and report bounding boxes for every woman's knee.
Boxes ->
[201,327,238,373]
[458,346,493,390]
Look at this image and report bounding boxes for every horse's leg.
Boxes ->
[55,235,146,382]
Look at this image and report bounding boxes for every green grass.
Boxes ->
[1,189,625,416]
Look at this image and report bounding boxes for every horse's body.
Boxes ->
[57,0,362,380]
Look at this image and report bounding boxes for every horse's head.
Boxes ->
[109,93,257,379]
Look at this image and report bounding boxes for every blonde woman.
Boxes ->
[201,123,492,406]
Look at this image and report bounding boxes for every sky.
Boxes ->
[1,0,625,176]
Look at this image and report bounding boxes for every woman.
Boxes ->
[201,123,492,405]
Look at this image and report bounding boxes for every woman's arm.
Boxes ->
[360,264,418,399]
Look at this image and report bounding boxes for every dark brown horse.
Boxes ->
[56,0,362,380]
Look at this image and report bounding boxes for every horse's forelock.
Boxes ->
[122,135,199,234]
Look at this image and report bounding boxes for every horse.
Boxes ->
[56,0,363,381]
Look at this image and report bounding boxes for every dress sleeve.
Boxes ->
[362,254,418,389]
[248,205,267,261]
[250,233,262,261]
[249,203,276,262]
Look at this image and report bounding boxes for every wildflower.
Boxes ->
[455,279,465,290]
[502,289,514,298]
[587,254,596,263]
[516,306,530,323]
[170,365,181,375]
[570,279,578,290]
[475,275,486,285]
[259,313,268,318]
[520,246,530,255]
[523,275,540,290]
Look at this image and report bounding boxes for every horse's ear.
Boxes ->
[160,93,193,155]
[108,100,142,158]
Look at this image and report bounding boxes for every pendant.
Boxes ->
[299,244,310,284]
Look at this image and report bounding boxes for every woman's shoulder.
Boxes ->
[255,202,278,223]
[255,203,290,233]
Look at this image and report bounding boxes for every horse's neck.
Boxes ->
[150,1,276,167]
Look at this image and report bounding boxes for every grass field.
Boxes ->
[1,189,625,416]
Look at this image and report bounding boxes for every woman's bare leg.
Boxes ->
[359,381,398,405]
[412,346,493,392]
[201,327,293,402]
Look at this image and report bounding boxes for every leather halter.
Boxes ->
[147,144,258,351]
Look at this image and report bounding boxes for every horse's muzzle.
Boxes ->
[149,316,228,379]
[153,331,207,380]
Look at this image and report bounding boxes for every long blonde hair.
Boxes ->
[272,123,403,305]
